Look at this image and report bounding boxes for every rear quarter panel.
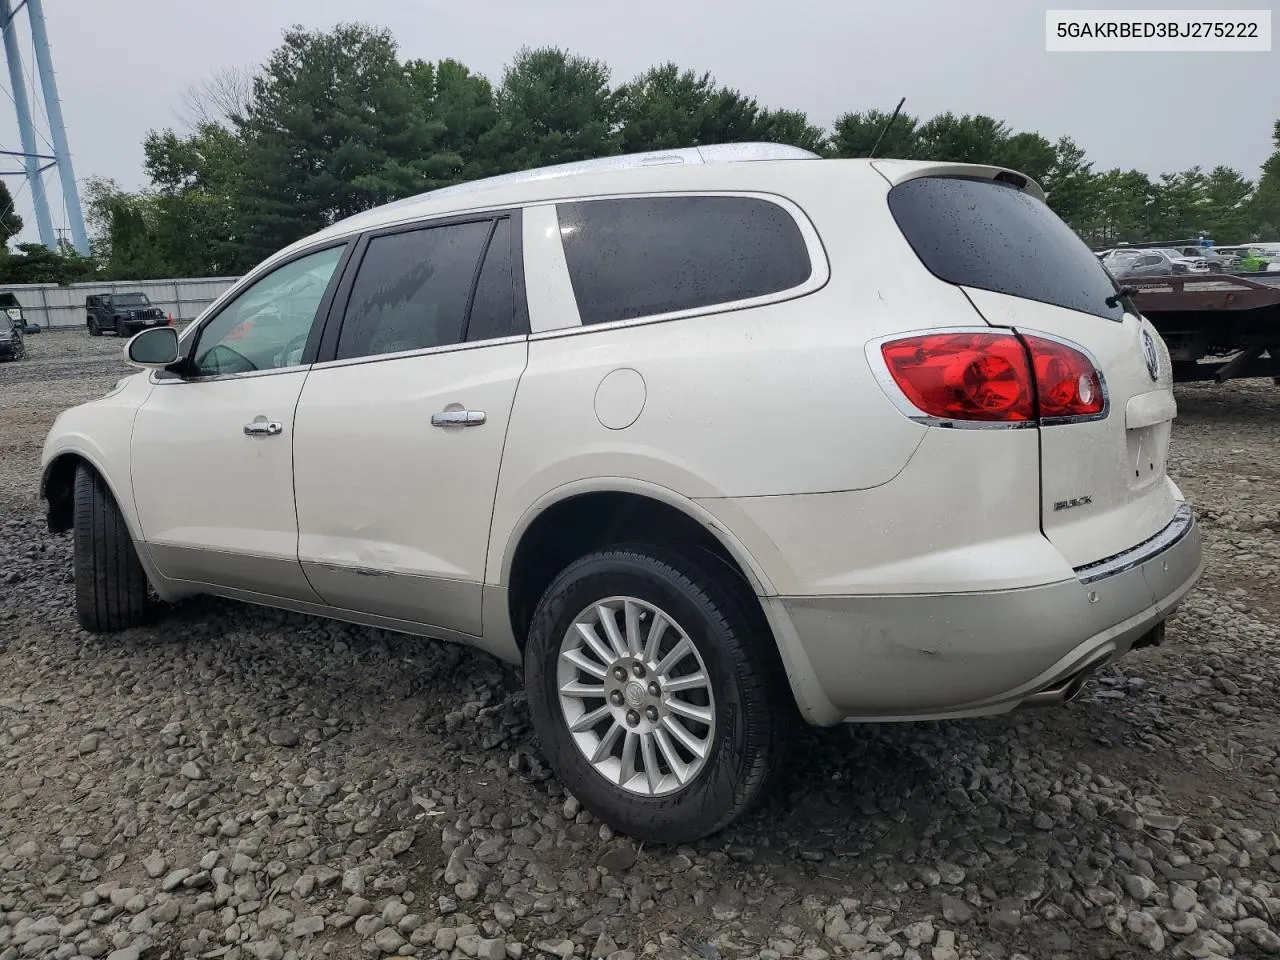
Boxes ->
[486,162,1010,587]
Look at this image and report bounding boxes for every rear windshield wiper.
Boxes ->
[1105,286,1138,308]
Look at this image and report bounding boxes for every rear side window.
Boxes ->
[556,196,812,325]
[888,177,1123,321]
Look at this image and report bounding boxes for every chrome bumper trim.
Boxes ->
[1073,503,1194,585]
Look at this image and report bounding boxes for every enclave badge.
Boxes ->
[1141,328,1159,381]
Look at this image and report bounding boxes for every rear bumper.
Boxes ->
[773,504,1203,724]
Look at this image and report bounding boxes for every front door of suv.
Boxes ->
[130,242,350,601]
[292,212,529,639]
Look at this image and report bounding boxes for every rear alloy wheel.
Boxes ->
[87,318,101,337]
[73,464,149,632]
[525,544,786,844]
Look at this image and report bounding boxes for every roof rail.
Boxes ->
[370,142,822,216]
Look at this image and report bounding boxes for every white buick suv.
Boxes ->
[41,144,1204,843]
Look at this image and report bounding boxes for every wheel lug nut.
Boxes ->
[625,710,640,727]
[632,663,646,678]
[645,705,659,722]
[609,690,624,706]
[647,682,660,697]
[612,667,627,682]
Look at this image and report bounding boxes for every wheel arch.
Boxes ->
[498,479,844,726]
[42,450,127,535]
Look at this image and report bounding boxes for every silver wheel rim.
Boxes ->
[557,596,716,797]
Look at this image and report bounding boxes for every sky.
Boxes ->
[2,0,1276,247]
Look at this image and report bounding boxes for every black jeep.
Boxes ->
[86,292,168,337]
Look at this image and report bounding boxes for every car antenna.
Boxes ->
[868,97,906,159]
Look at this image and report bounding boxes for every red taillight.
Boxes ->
[879,331,1104,424]
[1023,334,1104,420]
[881,332,1035,422]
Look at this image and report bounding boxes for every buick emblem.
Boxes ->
[1141,329,1159,382]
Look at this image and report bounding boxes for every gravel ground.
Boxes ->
[2,332,1278,960]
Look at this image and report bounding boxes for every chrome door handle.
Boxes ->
[243,418,283,437]
[431,410,486,427]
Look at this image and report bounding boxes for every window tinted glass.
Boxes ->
[191,244,345,377]
[465,218,521,342]
[556,196,811,325]
[887,177,1123,321]
[337,220,491,360]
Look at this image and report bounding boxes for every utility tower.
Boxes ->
[0,0,88,255]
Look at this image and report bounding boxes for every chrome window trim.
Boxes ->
[149,364,309,386]
[309,333,528,372]
[1073,503,1194,584]
[526,189,830,341]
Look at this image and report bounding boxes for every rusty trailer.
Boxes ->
[1128,274,1280,385]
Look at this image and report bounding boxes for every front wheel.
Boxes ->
[524,544,788,844]
[73,465,149,632]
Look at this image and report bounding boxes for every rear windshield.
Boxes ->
[888,176,1123,321]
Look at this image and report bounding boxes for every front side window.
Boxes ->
[555,195,813,326]
[336,220,493,361]
[189,244,345,377]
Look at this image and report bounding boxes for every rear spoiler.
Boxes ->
[870,159,1047,202]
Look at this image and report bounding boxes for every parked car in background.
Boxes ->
[1154,248,1212,274]
[1101,249,1183,278]
[86,293,169,338]
[1171,246,1232,272]
[0,310,27,361]
[0,291,42,333]
[41,145,1203,843]
[1215,246,1272,272]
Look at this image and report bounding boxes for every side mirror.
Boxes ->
[125,326,179,369]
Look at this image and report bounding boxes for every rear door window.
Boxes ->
[556,195,812,325]
[887,176,1123,321]
[336,220,492,360]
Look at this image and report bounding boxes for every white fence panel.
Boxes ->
[1,276,240,329]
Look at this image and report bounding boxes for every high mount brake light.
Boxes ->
[879,331,1105,424]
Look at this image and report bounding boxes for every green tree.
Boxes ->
[489,47,619,171]
[1040,137,1101,230]
[615,64,761,152]
[142,123,246,275]
[405,58,499,181]
[1200,166,1256,240]
[0,242,96,284]
[234,22,454,266]
[0,180,24,247]
[829,108,920,158]
[1253,119,1280,236]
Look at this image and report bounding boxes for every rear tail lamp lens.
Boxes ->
[879,331,1104,424]
[1026,335,1105,419]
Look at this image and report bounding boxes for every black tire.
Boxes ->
[524,543,789,844]
[114,319,126,338]
[87,317,101,337]
[73,464,149,632]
